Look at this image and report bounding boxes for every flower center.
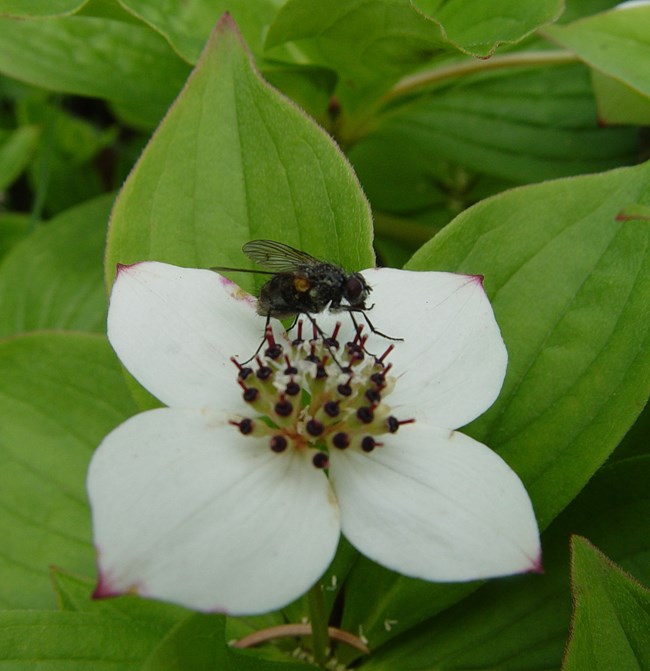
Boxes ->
[229,321,415,468]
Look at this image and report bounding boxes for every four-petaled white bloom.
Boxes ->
[87,261,541,615]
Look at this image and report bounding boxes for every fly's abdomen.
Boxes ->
[258,274,320,317]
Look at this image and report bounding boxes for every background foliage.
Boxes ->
[0,0,648,668]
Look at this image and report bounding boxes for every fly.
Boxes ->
[213,240,401,364]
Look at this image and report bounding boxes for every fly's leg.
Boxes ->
[238,313,274,365]
[301,313,347,372]
[340,309,401,363]
[344,307,403,342]
[285,314,300,334]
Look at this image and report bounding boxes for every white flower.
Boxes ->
[87,261,540,615]
[614,1,650,9]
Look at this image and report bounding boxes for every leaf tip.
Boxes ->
[214,11,237,34]
[212,11,248,50]
[200,11,252,72]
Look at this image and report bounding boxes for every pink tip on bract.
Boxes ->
[115,262,138,275]
[469,274,484,286]
[91,575,115,599]
[92,572,122,600]
[529,548,544,575]
[205,602,230,615]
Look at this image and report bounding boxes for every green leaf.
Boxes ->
[357,456,650,669]
[0,194,113,337]
[0,212,31,260]
[408,160,650,527]
[341,161,650,648]
[543,4,650,100]
[564,537,650,671]
[140,613,225,671]
[266,0,563,111]
[15,98,118,215]
[0,15,191,128]
[0,331,138,608]
[591,70,650,126]
[0,0,86,17]
[119,0,289,64]
[414,0,564,54]
[349,63,638,199]
[105,15,374,294]
[0,124,40,190]
[0,610,170,670]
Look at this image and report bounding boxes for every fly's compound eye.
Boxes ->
[344,274,367,305]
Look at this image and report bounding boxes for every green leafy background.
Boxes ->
[0,0,648,668]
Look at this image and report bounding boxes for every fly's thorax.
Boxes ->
[305,264,350,310]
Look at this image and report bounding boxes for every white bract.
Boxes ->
[615,1,650,9]
[88,261,541,615]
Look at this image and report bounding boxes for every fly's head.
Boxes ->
[343,272,371,309]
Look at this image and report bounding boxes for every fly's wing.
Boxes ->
[209,265,274,276]
[242,240,320,272]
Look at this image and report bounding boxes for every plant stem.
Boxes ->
[307,582,329,668]
[381,49,578,104]
[233,624,369,654]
